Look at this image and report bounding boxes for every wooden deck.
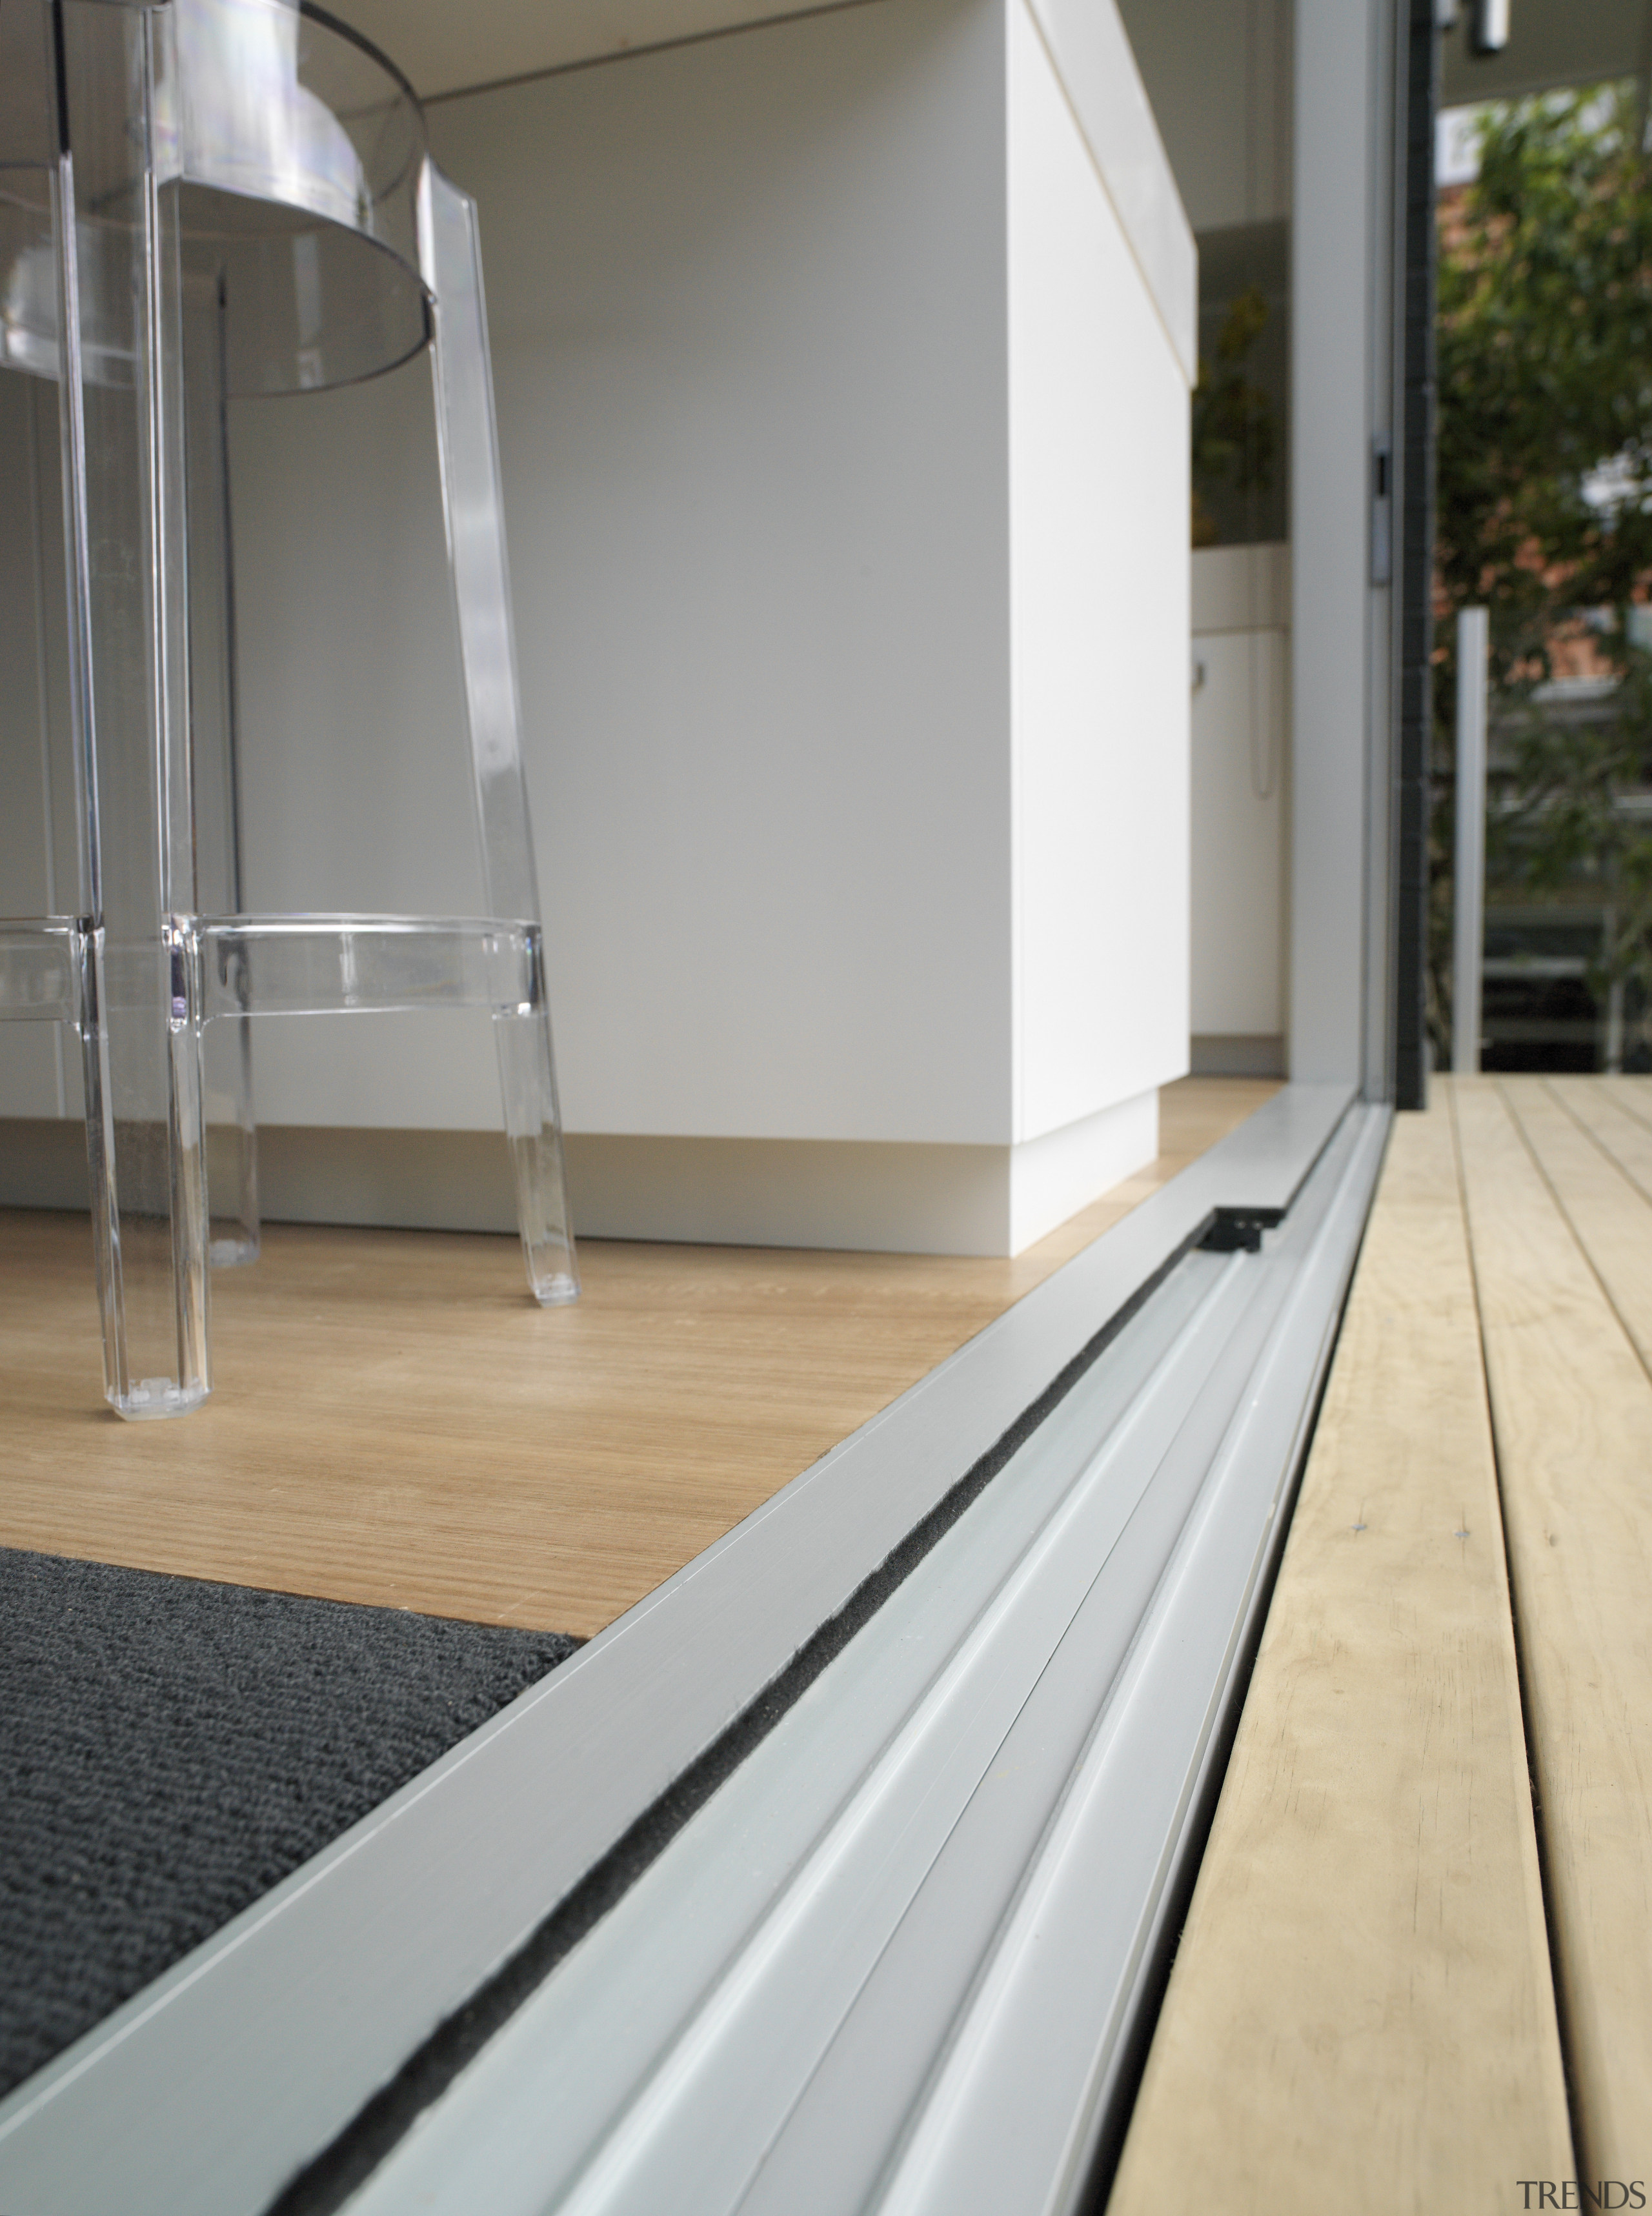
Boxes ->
[0,1076,1274,1640]
[1111,1076,1652,2211]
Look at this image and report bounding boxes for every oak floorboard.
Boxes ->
[0,1078,1273,1638]
[1113,1099,1569,2207]
[1455,1076,1652,2184]
[1109,1100,1571,2215]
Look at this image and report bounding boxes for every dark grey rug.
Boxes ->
[0,1546,578,2102]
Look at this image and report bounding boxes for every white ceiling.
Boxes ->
[343,0,1652,147]
[327,0,869,99]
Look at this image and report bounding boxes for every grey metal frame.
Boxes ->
[0,1082,1371,2216]
[1291,0,1407,1107]
[339,1105,1388,2216]
[1452,605,1489,1074]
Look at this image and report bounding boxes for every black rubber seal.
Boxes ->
[270,1229,1202,2213]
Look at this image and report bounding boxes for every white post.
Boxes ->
[1604,910,1625,1075]
[1453,606,1489,1076]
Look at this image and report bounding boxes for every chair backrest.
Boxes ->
[1,0,432,396]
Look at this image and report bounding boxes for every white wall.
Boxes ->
[0,368,74,1122]
[423,0,1013,1145]
[1007,0,1189,1141]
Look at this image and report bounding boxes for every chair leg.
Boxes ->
[185,265,259,1265]
[57,1,212,1413]
[425,163,579,1304]
[494,996,579,1304]
[79,927,213,1418]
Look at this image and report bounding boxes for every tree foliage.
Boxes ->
[1439,84,1652,660]
[1434,84,1652,1062]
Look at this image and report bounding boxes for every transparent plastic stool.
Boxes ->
[0,0,578,1418]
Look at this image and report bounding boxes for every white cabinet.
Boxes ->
[1189,545,1289,1073]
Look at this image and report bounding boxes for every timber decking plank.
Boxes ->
[1601,1076,1652,1136]
[1550,1074,1652,1209]
[1506,1080,1652,1375]
[1455,1077,1652,2183]
[1109,1102,1571,2214]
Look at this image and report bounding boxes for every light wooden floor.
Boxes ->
[1111,1074,1652,2211]
[0,1076,1276,1640]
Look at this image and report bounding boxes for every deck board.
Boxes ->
[1549,1074,1652,1207]
[1601,1075,1652,1136]
[1455,1078,1652,2182]
[1506,1080,1652,1373]
[0,1078,1273,1638]
[1109,1098,1572,2213]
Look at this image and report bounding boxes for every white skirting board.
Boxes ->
[1005,1088,1158,1250]
[0,1093,1158,1258]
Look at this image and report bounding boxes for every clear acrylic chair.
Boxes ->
[0,0,578,1418]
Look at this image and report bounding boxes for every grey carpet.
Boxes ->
[0,1546,578,2102]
